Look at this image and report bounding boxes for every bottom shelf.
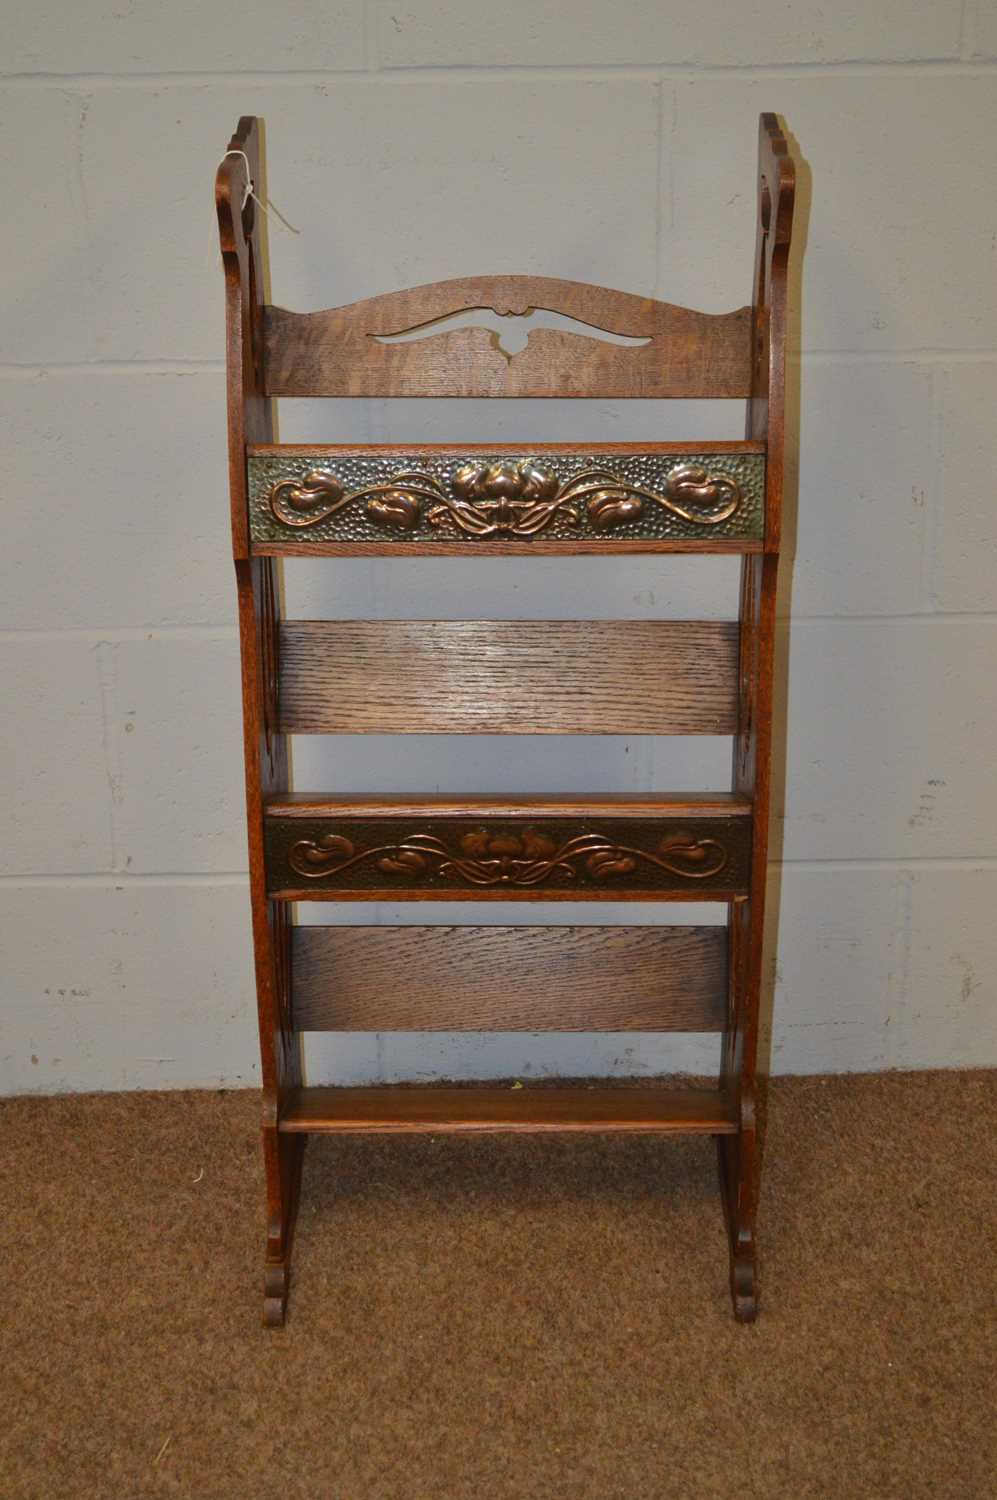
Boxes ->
[278,1085,738,1136]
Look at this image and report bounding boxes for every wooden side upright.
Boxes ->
[216,117,303,1327]
[720,113,795,1320]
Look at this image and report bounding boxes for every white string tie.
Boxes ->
[219,149,300,235]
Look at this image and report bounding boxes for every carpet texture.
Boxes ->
[2,1072,995,1499]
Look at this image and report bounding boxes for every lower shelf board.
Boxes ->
[292,924,727,1033]
[277,1085,738,1136]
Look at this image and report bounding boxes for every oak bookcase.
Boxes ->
[215,113,797,1325]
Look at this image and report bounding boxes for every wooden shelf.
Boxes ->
[249,441,767,458]
[278,1085,738,1136]
[266,792,753,819]
[253,537,767,558]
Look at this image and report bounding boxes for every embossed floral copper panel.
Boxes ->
[247,450,765,545]
[265,815,751,898]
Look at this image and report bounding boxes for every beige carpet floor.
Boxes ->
[2,1071,995,1499]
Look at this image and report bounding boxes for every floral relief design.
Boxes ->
[286,827,729,887]
[364,488,422,530]
[432,460,570,536]
[266,459,744,538]
[267,468,444,530]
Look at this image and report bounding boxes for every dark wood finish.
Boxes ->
[218,113,797,1324]
[278,1085,738,1135]
[263,277,753,399]
[264,810,751,901]
[292,925,727,1032]
[277,620,739,736]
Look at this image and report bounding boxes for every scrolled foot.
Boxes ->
[263,1261,289,1327]
[717,1129,759,1322]
[730,1249,757,1323]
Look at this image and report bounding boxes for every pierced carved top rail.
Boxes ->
[263,275,753,399]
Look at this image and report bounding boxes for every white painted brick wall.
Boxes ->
[375,3,962,69]
[1,0,994,1093]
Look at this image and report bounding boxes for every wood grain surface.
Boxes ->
[253,537,766,558]
[292,924,727,1032]
[266,792,752,819]
[217,117,305,1327]
[278,620,739,735]
[278,1084,739,1134]
[251,442,765,457]
[263,276,753,399]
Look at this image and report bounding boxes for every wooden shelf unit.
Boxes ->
[215,113,796,1327]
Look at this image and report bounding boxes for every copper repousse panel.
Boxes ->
[248,451,765,545]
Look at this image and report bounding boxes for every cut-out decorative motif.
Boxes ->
[372,306,653,361]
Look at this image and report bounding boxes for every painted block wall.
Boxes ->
[2,1,996,1093]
